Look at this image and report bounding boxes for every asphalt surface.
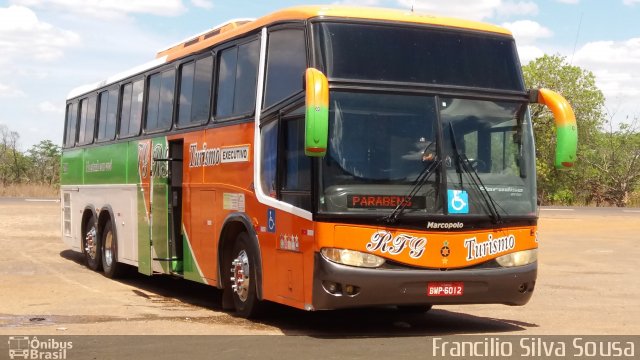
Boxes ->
[0,199,638,358]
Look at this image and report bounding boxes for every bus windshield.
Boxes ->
[318,92,537,218]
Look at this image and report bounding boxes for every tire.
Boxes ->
[83,214,102,272]
[101,220,123,278]
[397,305,433,313]
[227,232,263,318]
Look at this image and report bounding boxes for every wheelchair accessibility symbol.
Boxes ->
[267,209,276,233]
[448,190,469,214]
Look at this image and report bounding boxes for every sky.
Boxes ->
[0,0,638,149]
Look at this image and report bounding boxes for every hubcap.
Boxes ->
[85,226,97,260]
[104,230,113,267]
[230,250,250,302]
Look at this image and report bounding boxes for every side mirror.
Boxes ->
[304,68,329,157]
[529,88,578,170]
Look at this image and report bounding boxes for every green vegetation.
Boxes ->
[524,54,640,206]
[0,125,60,197]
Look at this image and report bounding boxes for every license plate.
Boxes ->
[427,282,464,296]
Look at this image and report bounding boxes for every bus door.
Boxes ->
[149,139,184,275]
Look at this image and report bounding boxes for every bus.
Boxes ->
[61,6,577,318]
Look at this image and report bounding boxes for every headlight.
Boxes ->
[496,249,537,267]
[321,248,385,268]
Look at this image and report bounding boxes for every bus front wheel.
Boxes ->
[83,215,102,272]
[227,232,262,318]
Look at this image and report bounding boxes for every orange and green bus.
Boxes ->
[61,6,577,317]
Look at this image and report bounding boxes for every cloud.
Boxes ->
[556,0,579,4]
[573,38,640,100]
[502,20,553,44]
[396,0,537,21]
[623,0,640,6]
[191,0,214,9]
[0,5,80,63]
[0,83,25,98]
[37,101,65,114]
[11,0,187,20]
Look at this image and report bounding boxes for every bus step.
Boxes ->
[152,257,183,261]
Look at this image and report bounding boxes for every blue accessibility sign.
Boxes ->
[448,189,469,214]
[267,209,276,233]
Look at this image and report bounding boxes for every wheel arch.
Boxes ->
[97,205,116,237]
[217,213,263,300]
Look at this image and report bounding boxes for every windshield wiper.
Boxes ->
[449,122,504,224]
[382,143,441,224]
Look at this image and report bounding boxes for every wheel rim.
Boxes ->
[104,229,113,267]
[230,250,250,302]
[85,226,97,260]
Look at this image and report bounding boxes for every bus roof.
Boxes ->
[67,5,513,100]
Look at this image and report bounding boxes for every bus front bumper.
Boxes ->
[311,253,536,310]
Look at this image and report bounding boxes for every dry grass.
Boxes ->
[0,183,59,198]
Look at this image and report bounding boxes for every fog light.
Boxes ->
[496,249,538,267]
[322,281,340,294]
[321,248,385,268]
[343,284,360,296]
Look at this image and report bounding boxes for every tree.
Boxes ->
[0,124,29,185]
[522,55,606,204]
[584,116,640,207]
[27,140,62,186]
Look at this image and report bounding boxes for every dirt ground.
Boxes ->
[0,200,638,336]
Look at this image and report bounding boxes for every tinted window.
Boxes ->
[178,56,213,126]
[120,80,144,137]
[64,102,79,147]
[264,29,306,108]
[234,40,260,114]
[78,96,96,145]
[119,83,133,137]
[216,47,237,117]
[314,23,523,91]
[146,69,175,132]
[260,120,278,197]
[281,117,312,211]
[216,39,260,118]
[99,89,118,140]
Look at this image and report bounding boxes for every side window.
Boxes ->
[77,96,97,145]
[64,102,79,147]
[281,117,312,211]
[146,69,175,132]
[178,56,213,127]
[260,120,278,197]
[259,108,311,211]
[119,79,144,137]
[216,38,260,118]
[264,29,306,108]
[97,88,118,141]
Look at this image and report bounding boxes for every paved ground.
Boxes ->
[0,200,639,338]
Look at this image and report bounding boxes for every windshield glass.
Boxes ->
[314,22,524,91]
[318,93,537,218]
[441,98,536,216]
[319,92,442,214]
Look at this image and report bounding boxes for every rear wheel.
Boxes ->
[101,220,123,278]
[227,232,262,318]
[83,215,102,272]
